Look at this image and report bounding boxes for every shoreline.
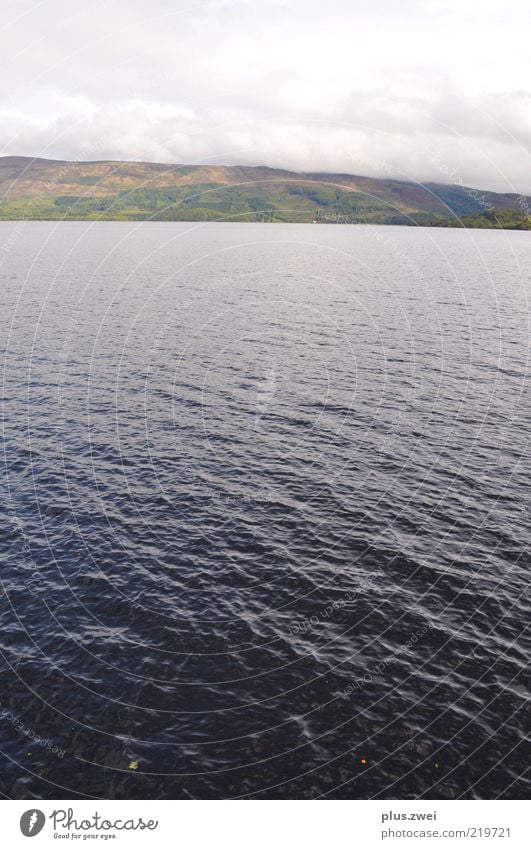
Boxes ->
[0,217,529,231]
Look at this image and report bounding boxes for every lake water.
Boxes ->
[0,222,529,799]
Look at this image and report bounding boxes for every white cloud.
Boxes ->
[1,0,530,191]
[422,0,529,15]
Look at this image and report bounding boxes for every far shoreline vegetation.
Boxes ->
[0,156,530,230]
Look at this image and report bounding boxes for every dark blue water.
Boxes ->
[0,222,529,799]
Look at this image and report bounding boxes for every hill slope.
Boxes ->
[0,156,529,227]
[431,207,531,230]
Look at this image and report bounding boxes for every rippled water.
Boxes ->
[0,222,529,799]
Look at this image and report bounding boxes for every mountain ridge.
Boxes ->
[0,156,529,228]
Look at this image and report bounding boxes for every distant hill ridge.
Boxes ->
[0,155,529,228]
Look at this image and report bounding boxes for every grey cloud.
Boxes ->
[1,0,530,192]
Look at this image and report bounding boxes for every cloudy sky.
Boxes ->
[2,0,531,191]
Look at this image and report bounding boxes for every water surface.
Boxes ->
[0,222,529,799]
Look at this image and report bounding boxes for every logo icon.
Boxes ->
[20,810,45,837]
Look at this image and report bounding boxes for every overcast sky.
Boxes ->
[2,0,531,191]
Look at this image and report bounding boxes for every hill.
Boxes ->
[430,207,531,230]
[0,156,529,227]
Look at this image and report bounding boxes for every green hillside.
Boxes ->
[431,207,531,230]
[0,156,529,228]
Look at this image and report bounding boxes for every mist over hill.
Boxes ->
[0,156,529,228]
